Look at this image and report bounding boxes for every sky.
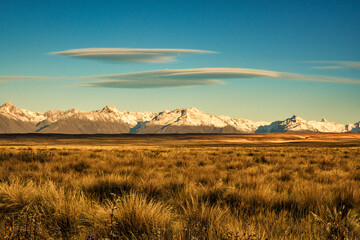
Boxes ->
[0,0,359,123]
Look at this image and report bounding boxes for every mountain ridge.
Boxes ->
[0,102,359,134]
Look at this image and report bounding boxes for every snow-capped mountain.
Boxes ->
[0,102,45,123]
[0,102,358,134]
[37,105,155,134]
[0,102,155,134]
[0,102,45,133]
[137,107,270,134]
[256,115,347,133]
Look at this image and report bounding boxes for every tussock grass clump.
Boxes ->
[312,206,360,240]
[181,195,244,239]
[0,179,93,239]
[104,192,178,239]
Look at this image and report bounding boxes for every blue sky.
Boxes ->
[0,0,359,123]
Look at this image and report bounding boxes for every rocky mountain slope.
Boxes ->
[0,102,358,134]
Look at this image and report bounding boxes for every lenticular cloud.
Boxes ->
[80,68,360,88]
[51,48,216,63]
[1,68,359,89]
[80,68,280,88]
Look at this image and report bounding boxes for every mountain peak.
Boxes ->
[321,118,328,123]
[0,102,20,112]
[101,105,119,113]
[288,115,304,122]
[187,107,200,111]
[180,107,201,112]
[1,102,16,108]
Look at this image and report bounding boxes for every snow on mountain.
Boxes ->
[152,107,227,127]
[256,115,347,133]
[219,115,271,133]
[96,106,155,126]
[307,119,346,133]
[137,107,268,134]
[0,102,45,123]
[38,106,155,134]
[346,121,360,132]
[0,102,45,133]
[0,102,358,134]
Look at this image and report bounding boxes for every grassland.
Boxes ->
[0,133,359,239]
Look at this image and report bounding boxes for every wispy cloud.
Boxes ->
[278,72,360,85]
[309,61,360,70]
[82,79,224,88]
[0,76,61,82]
[50,48,216,63]
[311,66,343,70]
[81,68,360,88]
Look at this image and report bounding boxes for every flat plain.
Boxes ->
[0,133,359,239]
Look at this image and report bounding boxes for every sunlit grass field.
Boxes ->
[0,134,359,239]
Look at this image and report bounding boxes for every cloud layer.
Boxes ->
[2,68,359,88]
[310,61,360,70]
[81,68,360,88]
[51,48,216,63]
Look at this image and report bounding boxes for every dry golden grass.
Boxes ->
[0,134,359,239]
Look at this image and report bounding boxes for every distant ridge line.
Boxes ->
[0,102,359,134]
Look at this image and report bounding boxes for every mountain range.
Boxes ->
[0,102,359,134]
